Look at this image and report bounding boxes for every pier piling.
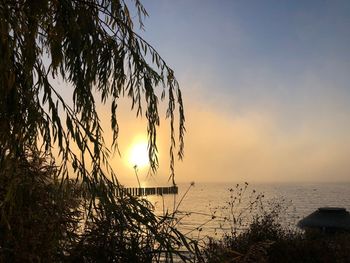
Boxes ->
[116,186,178,197]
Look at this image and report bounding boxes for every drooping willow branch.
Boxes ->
[0,0,185,187]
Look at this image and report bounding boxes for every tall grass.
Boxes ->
[201,184,350,263]
[0,152,203,262]
[3,156,349,263]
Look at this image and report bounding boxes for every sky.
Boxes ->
[109,0,350,184]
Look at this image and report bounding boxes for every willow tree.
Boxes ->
[0,1,194,262]
[0,1,185,187]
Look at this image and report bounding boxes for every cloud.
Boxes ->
[170,102,350,183]
[97,63,350,185]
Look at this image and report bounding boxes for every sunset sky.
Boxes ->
[109,0,350,185]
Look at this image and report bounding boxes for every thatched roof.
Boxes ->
[298,207,350,230]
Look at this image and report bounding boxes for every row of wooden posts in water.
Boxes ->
[116,186,178,196]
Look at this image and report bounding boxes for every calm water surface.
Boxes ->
[146,182,350,239]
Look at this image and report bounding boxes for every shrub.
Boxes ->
[202,188,350,263]
[0,151,81,262]
[0,151,201,262]
[68,196,201,263]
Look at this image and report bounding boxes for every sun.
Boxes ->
[128,141,149,168]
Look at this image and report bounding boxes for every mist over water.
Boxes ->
[146,182,350,238]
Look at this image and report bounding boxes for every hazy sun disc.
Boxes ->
[129,142,149,168]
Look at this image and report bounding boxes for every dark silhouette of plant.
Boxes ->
[202,186,350,263]
[201,184,290,262]
[69,195,202,262]
[0,0,184,188]
[0,1,197,262]
[0,151,82,262]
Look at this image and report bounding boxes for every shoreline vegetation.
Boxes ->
[2,158,349,263]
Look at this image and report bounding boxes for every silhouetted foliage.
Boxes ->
[0,0,184,188]
[202,189,350,263]
[0,151,81,262]
[0,1,195,262]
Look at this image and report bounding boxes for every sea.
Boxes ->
[145,182,350,239]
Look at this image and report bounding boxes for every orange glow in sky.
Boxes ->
[85,1,350,185]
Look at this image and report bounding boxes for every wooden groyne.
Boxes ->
[116,186,178,196]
